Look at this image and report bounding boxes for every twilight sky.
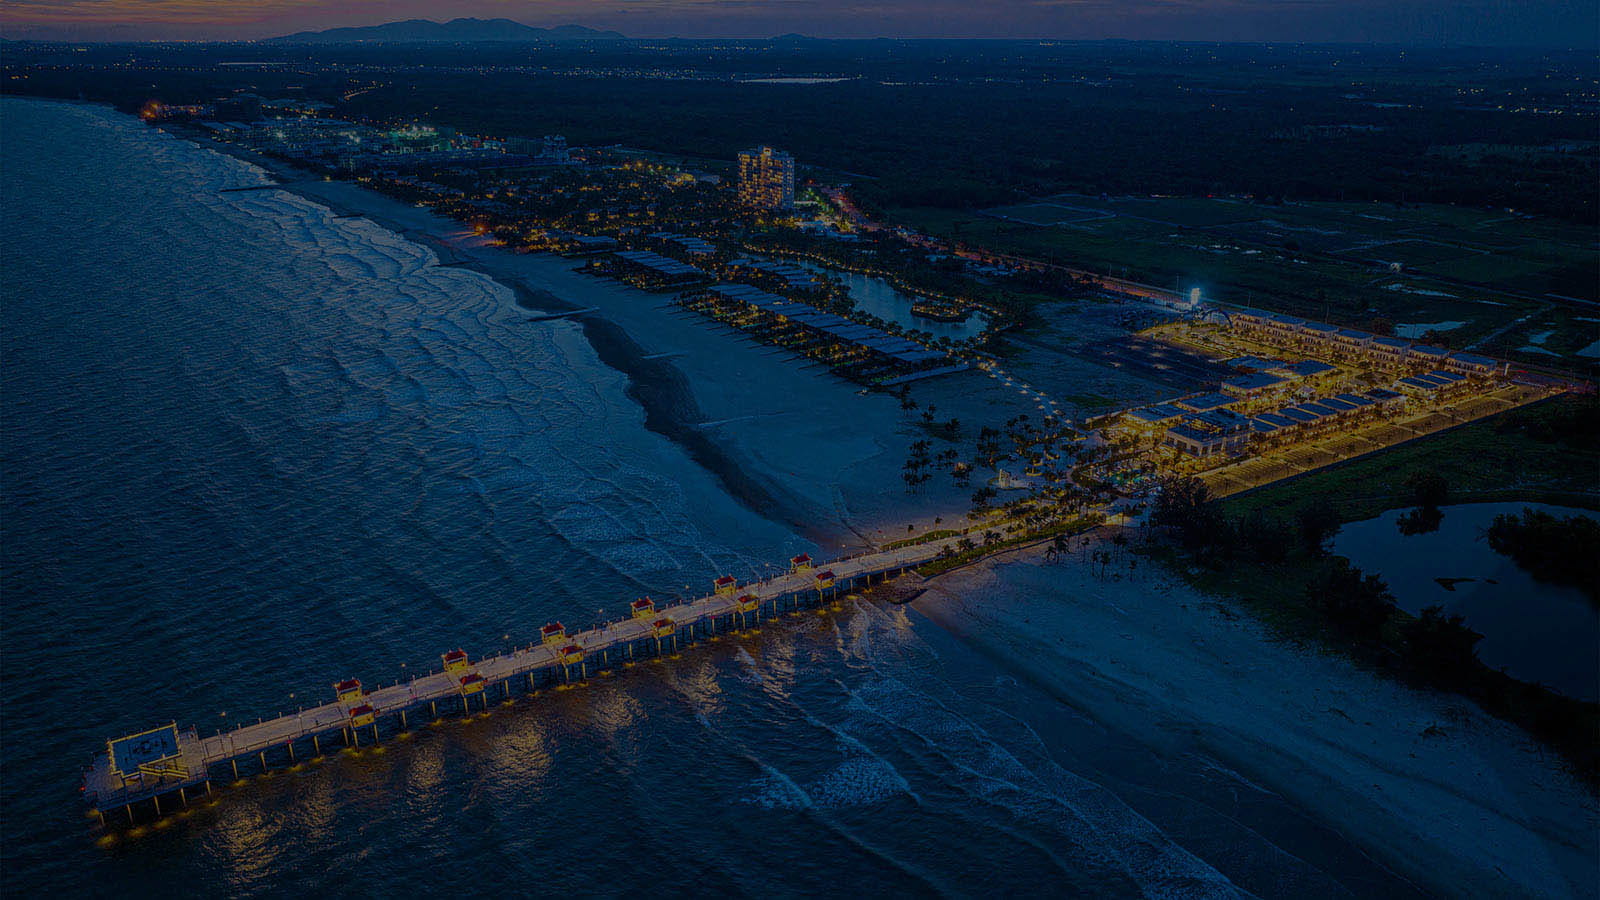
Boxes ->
[1,0,1594,46]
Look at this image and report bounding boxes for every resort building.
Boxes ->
[737,146,796,211]
[1162,409,1253,458]
[1224,308,1503,380]
[1122,403,1186,432]
[691,283,959,383]
[1174,392,1238,413]
[1221,372,1288,398]
[1442,352,1504,377]
[1226,356,1285,372]
[726,257,826,292]
[1368,336,1411,368]
[604,250,710,290]
[649,232,719,259]
[1269,358,1338,382]
[1394,370,1471,401]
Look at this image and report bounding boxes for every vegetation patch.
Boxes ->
[1486,508,1600,602]
[1143,400,1600,781]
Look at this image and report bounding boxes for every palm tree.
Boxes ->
[1049,533,1071,561]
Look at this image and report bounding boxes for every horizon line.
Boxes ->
[1,33,1594,52]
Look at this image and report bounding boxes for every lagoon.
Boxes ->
[1332,501,1599,700]
[796,261,991,341]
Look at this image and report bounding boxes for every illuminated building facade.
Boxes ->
[737,146,795,210]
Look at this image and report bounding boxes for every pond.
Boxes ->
[1332,501,1598,701]
[796,261,991,342]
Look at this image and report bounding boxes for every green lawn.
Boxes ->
[1221,401,1599,527]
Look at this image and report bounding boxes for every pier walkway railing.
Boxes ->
[82,539,950,824]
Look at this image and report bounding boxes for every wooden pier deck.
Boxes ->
[81,541,948,824]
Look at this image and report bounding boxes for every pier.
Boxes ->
[81,541,948,828]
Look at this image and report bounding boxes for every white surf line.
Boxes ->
[696,412,795,429]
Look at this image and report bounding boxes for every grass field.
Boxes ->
[907,194,1597,366]
[985,202,1108,226]
[1220,403,1600,526]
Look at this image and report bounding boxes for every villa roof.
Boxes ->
[1277,406,1323,423]
[1276,359,1337,378]
[1126,403,1185,423]
[1226,355,1285,371]
[1176,392,1236,411]
[1397,376,1442,391]
[1222,373,1287,392]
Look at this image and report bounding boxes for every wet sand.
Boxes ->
[915,530,1599,898]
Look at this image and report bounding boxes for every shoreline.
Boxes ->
[912,531,1600,898]
[171,123,848,548]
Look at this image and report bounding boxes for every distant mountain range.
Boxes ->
[268,19,624,44]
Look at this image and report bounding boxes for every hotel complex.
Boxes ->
[737,146,796,210]
[1117,307,1514,460]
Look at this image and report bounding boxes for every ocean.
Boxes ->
[0,97,1496,897]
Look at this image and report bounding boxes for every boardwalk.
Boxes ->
[81,538,950,825]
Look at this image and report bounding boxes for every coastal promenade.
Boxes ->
[81,538,950,826]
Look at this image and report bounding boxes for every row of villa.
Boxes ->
[1147,387,1407,458]
[1225,309,1505,377]
[683,283,963,384]
[1123,364,1476,458]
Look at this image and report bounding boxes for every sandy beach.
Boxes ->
[915,530,1599,897]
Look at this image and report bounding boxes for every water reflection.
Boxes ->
[797,263,991,341]
[1333,502,1599,700]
